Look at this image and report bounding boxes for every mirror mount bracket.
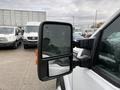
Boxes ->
[73,61,80,68]
[73,38,94,50]
[73,55,91,68]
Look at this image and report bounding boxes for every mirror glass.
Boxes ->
[41,23,72,76]
[48,57,70,76]
[42,24,71,58]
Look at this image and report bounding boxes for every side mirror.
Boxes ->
[22,30,24,35]
[73,38,94,50]
[15,30,18,35]
[37,21,73,81]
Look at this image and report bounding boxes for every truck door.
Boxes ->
[65,12,120,90]
[36,12,120,90]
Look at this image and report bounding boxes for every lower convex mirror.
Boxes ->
[48,57,70,76]
[37,21,73,81]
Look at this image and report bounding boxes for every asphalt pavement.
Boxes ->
[0,45,56,90]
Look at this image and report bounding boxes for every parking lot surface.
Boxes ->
[0,46,56,90]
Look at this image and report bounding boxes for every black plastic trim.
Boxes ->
[37,21,73,81]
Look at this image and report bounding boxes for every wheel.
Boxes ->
[13,42,18,49]
[24,44,28,49]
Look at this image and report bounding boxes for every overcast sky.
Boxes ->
[0,0,120,26]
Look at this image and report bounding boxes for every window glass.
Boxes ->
[96,16,120,78]
[25,26,39,33]
[0,27,14,34]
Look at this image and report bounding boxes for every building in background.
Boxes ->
[0,9,46,26]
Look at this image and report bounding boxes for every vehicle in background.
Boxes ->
[0,26,21,49]
[73,32,84,47]
[23,22,41,49]
[73,32,84,41]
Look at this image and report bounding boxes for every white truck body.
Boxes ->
[57,10,120,90]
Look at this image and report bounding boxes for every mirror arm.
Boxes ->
[73,38,94,50]
[79,55,91,68]
[73,55,91,68]
[73,61,81,68]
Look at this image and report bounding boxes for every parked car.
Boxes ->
[23,22,41,49]
[0,26,21,48]
[73,32,84,41]
[73,32,84,47]
[37,10,120,90]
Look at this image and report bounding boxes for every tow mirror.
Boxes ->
[37,21,73,81]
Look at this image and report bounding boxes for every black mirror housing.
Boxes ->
[73,38,94,50]
[15,30,18,35]
[37,21,73,81]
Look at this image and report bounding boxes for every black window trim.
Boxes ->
[91,11,120,88]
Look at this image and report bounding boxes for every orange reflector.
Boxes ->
[36,48,38,64]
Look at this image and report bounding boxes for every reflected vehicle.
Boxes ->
[0,26,21,48]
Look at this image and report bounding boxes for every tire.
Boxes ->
[13,42,18,49]
[24,44,28,49]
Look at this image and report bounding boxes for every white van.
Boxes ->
[37,10,120,90]
[23,22,41,49]
[0,26,21,48]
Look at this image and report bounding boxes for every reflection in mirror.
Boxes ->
[48,57,70,76]
[42,54,50,58]
[42,24,71,58]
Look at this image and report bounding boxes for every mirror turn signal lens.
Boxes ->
[36,48,38,64]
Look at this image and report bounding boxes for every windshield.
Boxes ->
[0,27,14,34]
[25,26,39,33]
